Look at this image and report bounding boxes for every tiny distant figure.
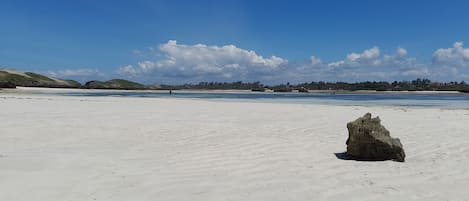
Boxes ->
[169,90,172,95]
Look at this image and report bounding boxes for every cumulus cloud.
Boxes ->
[117,65,138,77]
[119,40,288,81]
[310,56,322,66]
[432,41,469,67]
[116,41,469,83]
[397,47,407,57]
[423,42,469,81]
[326,43,469,82]
[328,46,381,68]
[48,69,101,77]
[304,46,428,81]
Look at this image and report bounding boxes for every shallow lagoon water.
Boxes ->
[58,90,469,109]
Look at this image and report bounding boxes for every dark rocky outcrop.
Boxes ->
[345,113,405,162]
[297,87,309,93]
[273,88,292,92]
[251,88,266,92]
[0,81,16,88]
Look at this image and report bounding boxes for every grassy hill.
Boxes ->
[84,79,145,90]
[0,69,81,88]
[0,69,147,90]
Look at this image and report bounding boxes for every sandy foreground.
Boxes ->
[1,93,468,201]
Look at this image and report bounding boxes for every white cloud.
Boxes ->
[330,47,412,69]
[397,47,407,57]
[382,48,417,68]
[310,55,322,66]
[48,69,101,77]
[120,40,288,81]
[116,41,469,83]
[328,46,381,68]
[432,41,469,67]
[298,47,430,82]
[327,61,344,68]
[348,46,380,62]
[117,65,138,76]
[323,44,469,82]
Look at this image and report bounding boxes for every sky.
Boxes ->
[1,0,469,84]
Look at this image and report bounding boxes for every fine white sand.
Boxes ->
[1,93,468,201]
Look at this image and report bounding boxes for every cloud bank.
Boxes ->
[118,40,287,83]
[116,40,469,84]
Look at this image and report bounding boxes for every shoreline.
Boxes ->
[1,91,468,111]
[1,87,469,110]
[1,86,467,95]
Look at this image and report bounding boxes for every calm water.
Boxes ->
[57,90,469,109]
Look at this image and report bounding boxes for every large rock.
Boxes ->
[346,113,405,162]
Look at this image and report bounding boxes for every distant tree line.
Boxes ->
[292,79,469,92]
[3,68,469,93]
[160,78,469,92]
[160,81,264,90]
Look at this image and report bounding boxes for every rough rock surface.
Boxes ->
[346,113,405,162]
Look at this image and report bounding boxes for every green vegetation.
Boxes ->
[164,81,264,90]
[0,71,33,83]
[84,79,145,89]
[0,70,44,87]
[291,79,469,92]
[0,69,81,88]
[24,72,55,82]
[158,79,469,92]
[2,69,469,93]
[107,79,144,88]
[64,79,82,87]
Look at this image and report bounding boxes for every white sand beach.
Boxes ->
[1,92,469,201]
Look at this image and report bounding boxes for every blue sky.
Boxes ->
[1,0,469,84]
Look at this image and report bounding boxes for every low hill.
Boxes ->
[84,79,145,90]
[0,69,81,88]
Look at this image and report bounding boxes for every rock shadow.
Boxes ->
[334,152,353,160]
[334,152,389,161]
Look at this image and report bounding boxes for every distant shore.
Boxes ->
[1,86,467,96]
